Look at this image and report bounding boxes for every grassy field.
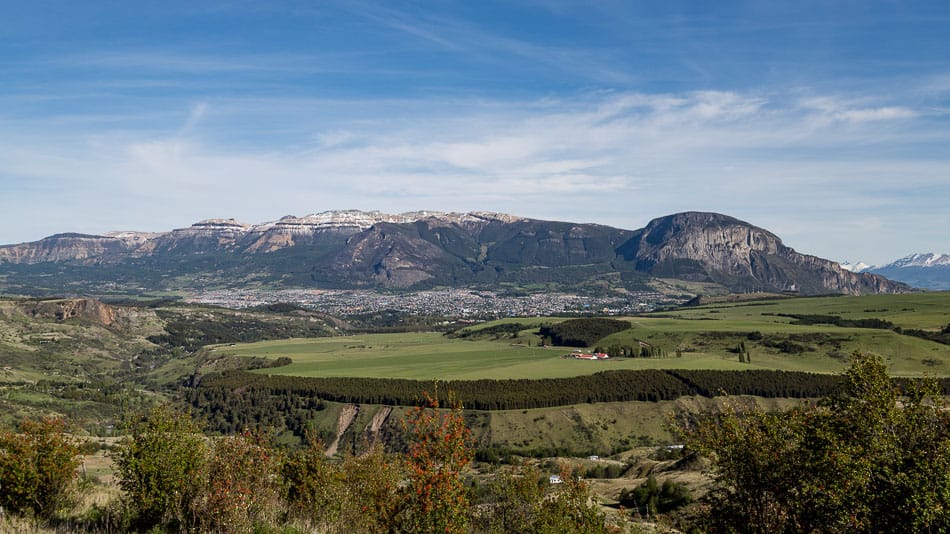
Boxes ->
[218,332,657,380]
[219,293,950,379]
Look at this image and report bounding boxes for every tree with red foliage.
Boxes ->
[398,391,474,533]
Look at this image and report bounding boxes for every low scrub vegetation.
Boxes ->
[618,475,692,516]
[1,396,613,533]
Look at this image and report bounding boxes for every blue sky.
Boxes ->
[1,1,948,265]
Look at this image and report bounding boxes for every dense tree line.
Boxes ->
[593,343,667,358]
[182,368,901,441]
[185,365,950,445]
[192,369,693,412]
[668,369,844,398]
[538,317,631,347]
[183,386,328,438]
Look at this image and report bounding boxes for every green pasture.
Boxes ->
[223,332,746,380]
[221,293,950,379]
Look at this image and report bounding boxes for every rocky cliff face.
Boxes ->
[20,298,117,325]
[333,223,449,287]
[625,212,907,295]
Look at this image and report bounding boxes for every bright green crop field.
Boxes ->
[219,292,950,379]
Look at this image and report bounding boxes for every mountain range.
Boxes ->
[841,253,950,291]
[0,210,907,297]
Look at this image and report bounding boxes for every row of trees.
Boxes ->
[191,368,697,413]
[777,313,950,348]
[592,344,668,358]
[193,367,855,411]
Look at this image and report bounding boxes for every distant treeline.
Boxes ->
[776,313,896,330]
[148,310,331,352]
[898,324,950,346]
[668,370,843,398]
[775,314,950,346]
[538,317,631,347]
[448,322,531,339]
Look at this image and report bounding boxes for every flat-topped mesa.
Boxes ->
[243,211,402,253]
[0,233,131,264]
[272,210,523,230]
[103,231,164,247]
[243,210,525,253]
[409,211,524,228]
[144,218,252,254]
[185,218,250,232]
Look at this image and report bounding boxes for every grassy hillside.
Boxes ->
[0,297,336,429]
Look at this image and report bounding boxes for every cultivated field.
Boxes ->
[219,292,950,379]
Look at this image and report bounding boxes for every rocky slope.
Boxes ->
[620,212,902,295]
[0,210,909,296]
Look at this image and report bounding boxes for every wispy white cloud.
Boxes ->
[0,87,947,262]
[344,2,638,85]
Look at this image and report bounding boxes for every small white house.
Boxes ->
[549,474,563,484]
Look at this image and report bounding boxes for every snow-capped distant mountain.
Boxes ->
[868,253,950,290]
[839,261,872,273]
[884,253,950,269]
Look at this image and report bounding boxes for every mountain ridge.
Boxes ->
[0,210,908,297]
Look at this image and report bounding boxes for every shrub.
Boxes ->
[283,435,402,533]
[618,475,692,516]
[112,404,209,530]
[197,430,284,533]
[680,354,950,533]
[0,417,83,519]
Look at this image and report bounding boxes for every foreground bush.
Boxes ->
[284,437,402,533]
[397,392,474,533]
[196,430,283,532]
[112,405,209,530]
[681,353,950,533]
[0,417,83,520]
